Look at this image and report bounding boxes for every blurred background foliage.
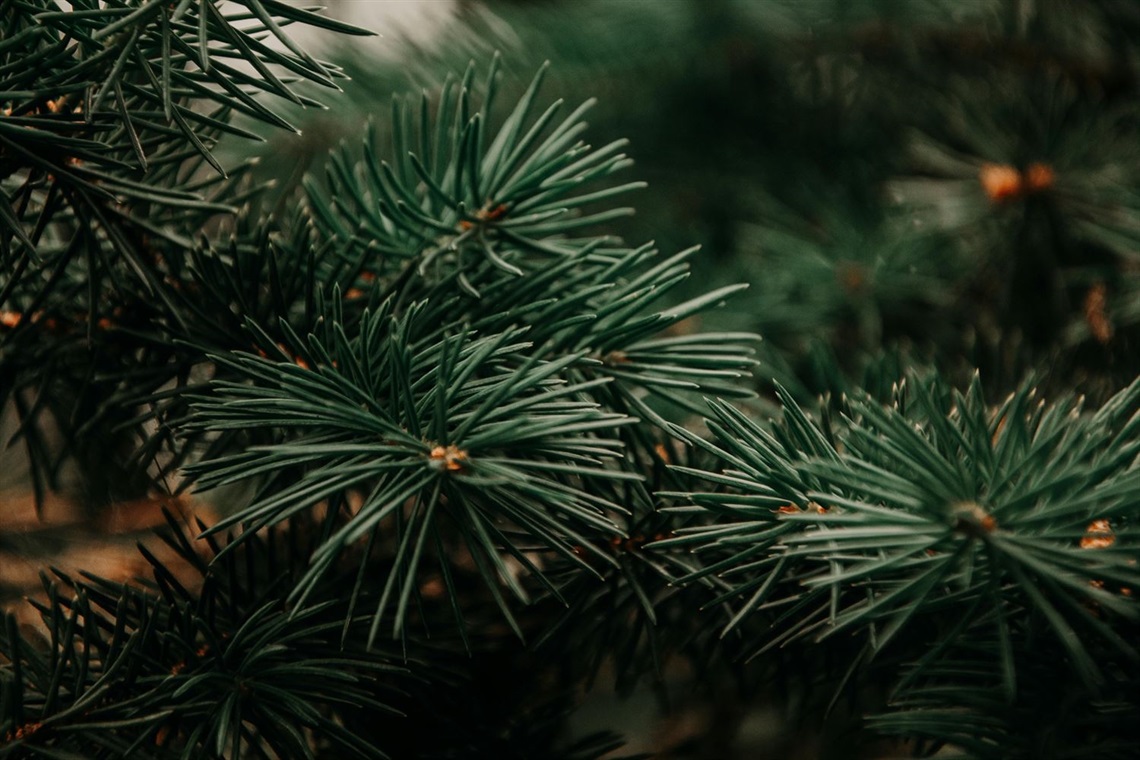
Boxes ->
[237,0,1140,411]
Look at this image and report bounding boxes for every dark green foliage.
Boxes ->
[177,63,757,653]
[663,373,1140,754]
[0,513,408,759]
[0,0,368,506]
[6,1,1140,757]
[304,0,1140,401]
[868,637,1140,759]
[1,2,759,756]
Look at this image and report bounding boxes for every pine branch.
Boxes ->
[0,513,408,759]
[662,372,1140,745]
[0,0,372,506]
[153,61,760,651]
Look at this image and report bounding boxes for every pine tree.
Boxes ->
[2,2,1140,759]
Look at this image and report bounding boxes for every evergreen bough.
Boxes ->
[2,2,1139,758]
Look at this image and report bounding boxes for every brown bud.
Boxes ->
[1023,162,1056,193]
[429,444,468,472]
[1081,519,1115,550]
[980,163,1023,203]
[1084,282,1114,344]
